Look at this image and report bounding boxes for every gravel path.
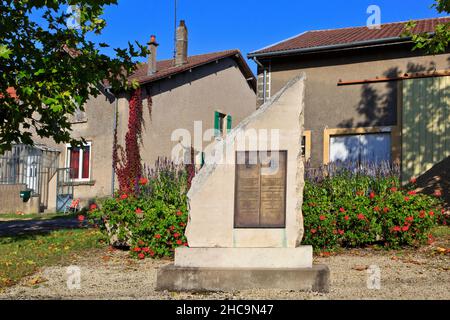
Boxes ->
[1,244,448,300]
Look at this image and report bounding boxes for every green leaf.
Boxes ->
[0,45,12,59]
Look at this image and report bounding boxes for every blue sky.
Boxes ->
[94,0,446,73]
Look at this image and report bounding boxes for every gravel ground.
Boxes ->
[1,243,448,300]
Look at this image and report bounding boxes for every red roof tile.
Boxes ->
[130,49,255,90]
[250,17,450,56]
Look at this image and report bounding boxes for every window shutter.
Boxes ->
[214,111,220,137]
[227,115,232,133]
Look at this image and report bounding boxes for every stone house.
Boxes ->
[248,17,450,204]
[0,21,256,213]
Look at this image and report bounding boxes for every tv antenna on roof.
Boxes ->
[173,0,178,60]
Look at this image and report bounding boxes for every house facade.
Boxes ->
[248,17,450,196]
[1,21,256,213]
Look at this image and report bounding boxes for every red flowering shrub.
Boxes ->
[89,159,190,259]
[303,165,443,251]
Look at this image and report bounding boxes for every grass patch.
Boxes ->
[0,228,107,290]
[0,212,77,222]
[431,226,450,238]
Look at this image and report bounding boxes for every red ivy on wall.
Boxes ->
[113,88,148,195]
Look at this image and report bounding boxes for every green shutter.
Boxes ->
[227,115,232,133]
[402,76,450,183]
[214,111,220,137]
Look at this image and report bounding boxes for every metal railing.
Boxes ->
[0,144,60,210]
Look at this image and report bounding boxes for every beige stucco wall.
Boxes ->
[118,57,257,169]
[33,91,116,211]
[0,184,40,214]
[30,58,255,211]
[257,47,450,167]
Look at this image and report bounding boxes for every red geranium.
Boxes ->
[135,208,143,214]
[133,247,141,252]
[338,229,345,235]
[393,226,401,232]
[139,177,148,186]
[138,253,145,260]
[120,194,128,200]
[311,229,317,234]
[173,233,180,238]
[410,177,417,184]
[357,213,365,220]
[419,210,426,218]
[434,190,442,197]
[404,197,410,202]
[183,242,189,247]
[142,247,150,253]
[179,222,186,227]
[429,211,435,217]
[155,234,161,239]
[176,240,183,245]
[369,192,376,199]
[402,226,409,232]
[90,204,97,211]
[344,215,349,221]
[339,208,346,213]
[383,207,389,213]
[390,187,397,192]
[374,206,380,212]
[176,211,183,217]
[319,215,326,221]
[77,215,85,222]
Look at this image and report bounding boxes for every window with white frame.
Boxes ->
[330,133,391,165]
[66,142,91,181]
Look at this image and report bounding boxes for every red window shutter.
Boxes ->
[82,146,90,179]
[70,148,80,179]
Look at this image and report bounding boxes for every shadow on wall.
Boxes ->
[415,156,450,209]
[337,62,449,192]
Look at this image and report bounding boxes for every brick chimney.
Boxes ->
[175,20,188,66]
[148,35,158,75]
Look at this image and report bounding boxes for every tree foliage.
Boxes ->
[404,0,450,54]
[0,0,148,153]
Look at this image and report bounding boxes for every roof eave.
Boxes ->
[247,36,413,59]
[138,51,257,92]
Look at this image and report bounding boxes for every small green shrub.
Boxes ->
[303,162,444,251]
[89,158,190,259]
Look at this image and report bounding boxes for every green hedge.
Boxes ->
[302,170,445,251]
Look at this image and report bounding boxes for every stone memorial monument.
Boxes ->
[157,74,330,292]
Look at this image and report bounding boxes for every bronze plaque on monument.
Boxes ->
[234,151,287,228]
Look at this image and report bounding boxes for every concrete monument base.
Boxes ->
[174,247,313,269]
[156,264,330,293]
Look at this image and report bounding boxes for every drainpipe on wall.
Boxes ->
[252,57,267,103]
